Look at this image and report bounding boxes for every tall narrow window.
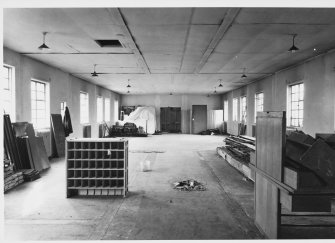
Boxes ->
[104,98,110,122]
[114,100,119,121]
[97,96,103,123]
[3,65,15,120]
[254,92,264,122]
[61,101,67,119]
[31,79,50,129]
[288,83,304,127]
[240,96,247,123]
[224,100,228,122]
[233,98,238,121]
[80,92,89,124]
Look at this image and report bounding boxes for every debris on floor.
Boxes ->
[173,179,206,191]
[199,128,221,135]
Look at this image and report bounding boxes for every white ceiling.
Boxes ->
[3,8,335,95]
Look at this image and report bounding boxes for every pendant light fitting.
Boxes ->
[288,34,299,53]
[91,64,98,77]
[218,79,223,87]
[38,32,50,50]
[241,68,247,78]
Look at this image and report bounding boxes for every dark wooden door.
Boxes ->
[160,107,181,133]
[191,105,207,134]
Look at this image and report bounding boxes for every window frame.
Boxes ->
[240,96,247,123]
[114,99,119,121]
[96,96,103,123]
[80,91,90,124]
[223,100,228,122]
[30,79,50,129]
[104,98,110,122]
[232,98,238,122]
[287,82,304,128]
[2,64,16,120]
[254,92,264,123]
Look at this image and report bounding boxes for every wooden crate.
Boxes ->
[280,192,333,212]
[283,166,324,190]
[66,138,128,198]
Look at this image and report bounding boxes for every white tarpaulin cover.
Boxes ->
[124,106,156,134]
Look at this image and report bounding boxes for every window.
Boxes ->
[224,100,228,122]
[97,96,103,123]
[114,99,119,121]
[61,101,67,119]
[240,96,247,123]
[233,98,238,121]
[31,79,50,129]
[80,92,89,124]
[104,98,110,122]
[2,65,15,120]
[288,83,304,127]
[254,92,264,122]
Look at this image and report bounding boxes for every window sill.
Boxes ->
[287,126,303,130]
[34,127,51,133]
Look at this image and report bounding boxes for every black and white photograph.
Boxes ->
[1,0,335,241]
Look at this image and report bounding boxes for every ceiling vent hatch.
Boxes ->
[95,39,123,48]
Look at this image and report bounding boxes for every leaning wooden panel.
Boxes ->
[254,111,286,239]
[256,111,286,180]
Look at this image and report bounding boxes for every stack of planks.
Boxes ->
[217,135,256,181]
[22,169,41,182]
[12,122,50,172]
[4,161,24,193]
[222,135,256,164]
[4,114,23,171]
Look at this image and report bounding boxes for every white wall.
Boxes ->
[121,94,221,133]
[3,47,121,156]
[222,49,335,137]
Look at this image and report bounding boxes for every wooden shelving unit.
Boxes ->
[66,138,128,197]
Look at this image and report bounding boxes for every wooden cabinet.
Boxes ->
[160,107,181,133]
[66,138,128,197]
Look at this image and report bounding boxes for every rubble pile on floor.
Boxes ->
[173,179,206,191]
[221,135,256,164]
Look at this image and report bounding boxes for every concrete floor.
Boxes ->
[4,134,265,240]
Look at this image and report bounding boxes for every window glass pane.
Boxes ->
[288,83,304,127]
[97,96,103,122]
[224,100,228,121]
[291,102,299,110]
[31,80,48,128]
[37,91,45,100]
[80,92,89,124]
[105,98,110,122]
[36,82,44,92]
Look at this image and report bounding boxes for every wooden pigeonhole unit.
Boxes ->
[66,138,128,197]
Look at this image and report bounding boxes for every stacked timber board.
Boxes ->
[66,138,128,197]
[217,135,256,181]
[4,162,24,193]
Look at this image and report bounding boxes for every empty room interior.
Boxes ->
[2,3,335,241]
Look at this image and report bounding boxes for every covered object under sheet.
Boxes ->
[123,107,156,134]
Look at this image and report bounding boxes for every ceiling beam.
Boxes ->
[179,8,195,73]
[20,52,134,55]
[107,8,150,74]
[193,8,241,74]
